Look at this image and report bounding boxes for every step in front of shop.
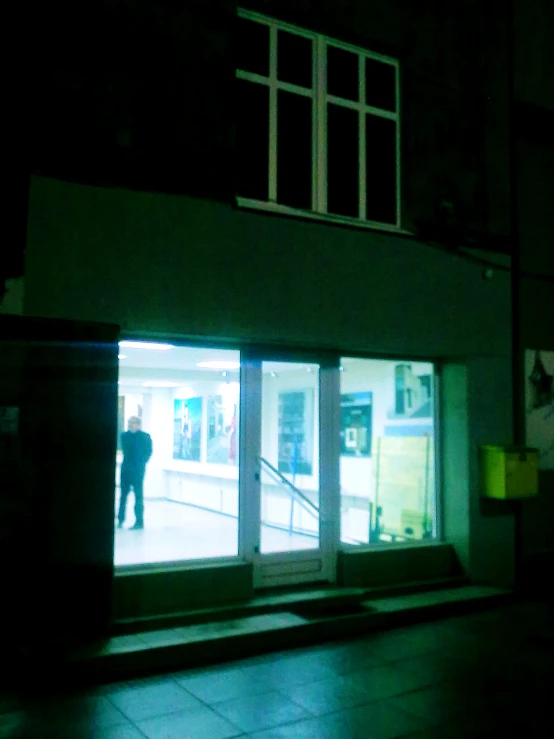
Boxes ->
[59,583,512,688]
[111,575,470,636]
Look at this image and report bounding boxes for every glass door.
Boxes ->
[240,350,339,588]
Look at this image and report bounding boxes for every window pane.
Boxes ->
[261,362,320,554]
[115,343,241,566]
[340,358,436,547]
[237,16,270,76]
[327,44,360,102]
[236,80,269,201]
[366,114,397,224]
[327,103,359,218]
[278,30,313,88]
[365,58,397,111]
[277,91,312,210]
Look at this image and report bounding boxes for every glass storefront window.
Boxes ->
[115,342,240,566]
[340,357,437,546]
[260,361,320,554]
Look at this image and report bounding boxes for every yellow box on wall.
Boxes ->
[479,445,539,499]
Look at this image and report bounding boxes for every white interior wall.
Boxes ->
[117,355,435,541]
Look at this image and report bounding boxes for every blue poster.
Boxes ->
[173,397,202,461]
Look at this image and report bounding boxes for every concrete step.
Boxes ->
[56,583,512,689]
[112,575,470,636]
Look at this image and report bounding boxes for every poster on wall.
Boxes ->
[173,397,202,462]
[207,394,239,465]
[389,364,433,419]
[340,392,372,456]
[278,390,313,477]
[525,349,554,470]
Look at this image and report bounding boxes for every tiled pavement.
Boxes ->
[1,600,552,738]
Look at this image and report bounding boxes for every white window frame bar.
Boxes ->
[268,24,278,202]
[237,8,402,229]
[432,366,443,541]
[395,63,402,228]
[359,54,367,221]
[315,33,327,214]
[237,357,262,562]
[319,362,341,582]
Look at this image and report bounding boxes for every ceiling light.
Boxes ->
[119,341,173,351]
[197,360,240,370]
[142,381,180,388]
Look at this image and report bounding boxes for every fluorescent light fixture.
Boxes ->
[118,354,127,360]
[142,381,180,388]
[119,341,173,351]
[197,360,240,370]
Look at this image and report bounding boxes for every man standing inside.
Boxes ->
[118,416,153,530]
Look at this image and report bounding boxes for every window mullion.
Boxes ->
[395,64,401,227]
[316,35,327,214]
[359,55,367,221]
[269,24,278,202]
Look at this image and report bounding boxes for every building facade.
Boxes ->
[1,0,553,648]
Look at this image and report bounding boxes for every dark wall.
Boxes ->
[25,0,511,244]
[30,0,236,200]
[242,0,506,241]
[513,0,554,565]
[0,316,119,666]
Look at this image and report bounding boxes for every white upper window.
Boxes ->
[236,10,401,230]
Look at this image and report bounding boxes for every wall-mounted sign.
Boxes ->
[525,350,554,470]
[278,390,314,477]
[0,407,19,435]
[340,392,372,457]
[173,397,203,462]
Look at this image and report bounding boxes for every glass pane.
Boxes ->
[237,16,270,76]
[327,103,359,218]
[278,30,313,88]
[236,80,269,201]
[365,57,397,111]
[339,358,436,546]
[115,343,241,566]
[260,362,320,554]
[277,91,312,210]
[366,114,397,224]
[327,44,360,102]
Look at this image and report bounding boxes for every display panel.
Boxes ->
[115,343,241,566]
[340,357,436,545]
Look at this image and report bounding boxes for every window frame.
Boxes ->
[236,9,403,233]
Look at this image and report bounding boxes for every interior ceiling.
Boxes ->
[119,345,238,371]
[118,343,317,374]
[118,343,432,376]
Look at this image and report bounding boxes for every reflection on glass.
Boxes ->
[277,30,313,89]
[366,113,397,225]
[365,57,396,112]
[326,44,359,101]
[260,362,320,553]
[327,103,359,217]
[237,16,270,77]
[115,344,240,566]
[340,358,436,546]
[236,80,270,201]
[277,90,313,210]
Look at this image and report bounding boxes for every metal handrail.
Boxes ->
[258,456,319,515]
